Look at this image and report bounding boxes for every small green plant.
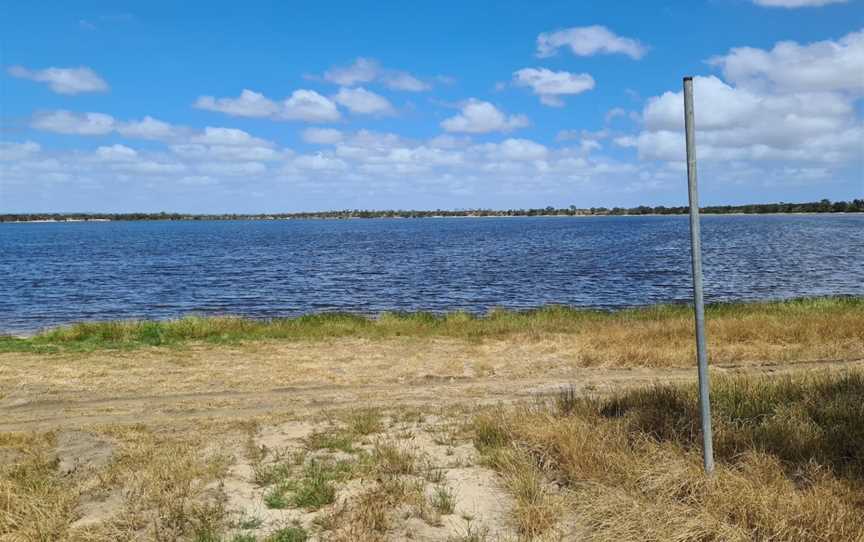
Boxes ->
[253,461,293,486]
[265,526,308,542]
[348,408,383,435]
[264,484,292,509]
[290,461,337,510]
[231,535,257,542]
[235,514,264,530]
[431,484,456,514]
[305,428,355,453]
[424,466,445,484]
[448,516,489,542]
[471,414,510,452]
[368,440,417,476]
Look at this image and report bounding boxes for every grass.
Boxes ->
[304,428,356,453]
[2,296,861,358]
[430,484,456,514]
[266,526,308,542]
[471,369,864,541]
[262,459,349,511]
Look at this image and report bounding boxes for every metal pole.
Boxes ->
[683,76,715,475]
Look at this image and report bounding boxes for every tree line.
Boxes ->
[2,199,862,222]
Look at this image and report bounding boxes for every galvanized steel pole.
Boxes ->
[683,76,715,475]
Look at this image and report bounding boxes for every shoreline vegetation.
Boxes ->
[2,296,863,540]
[474,369,864,541]
[2,296,861,356]
[2,198,863,222]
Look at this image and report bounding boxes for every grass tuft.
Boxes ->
[472,369,864,542]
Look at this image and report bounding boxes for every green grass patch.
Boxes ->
[304,428,356,454]
[265,526,308,542]
[263,459,351,511]
[595,370,864,479]
[3,296,859,353]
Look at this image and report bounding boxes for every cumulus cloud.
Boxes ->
[7,65,108,94]
[752,0,848,7]
[117,116,184,140]
[190,127,273,147]
[302,128,344,144]
[32,111,115,135]
[614,31,864,168]
[31,111,279,157]
[322,57,431,91]
[1,129,681,205]
[281,89,342,122]
[708,29,864,94]
[194,89,340,122]
[384,72,429,92]
[536,26,647,59]
[333,87,395,115]
[441,100,529,133]
[194,89,279,117]
[479,138,548,161]
[94,144,138,162]
[513,68,595,106]
[627,74,861,163]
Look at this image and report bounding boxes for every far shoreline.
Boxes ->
[3,211,862,224]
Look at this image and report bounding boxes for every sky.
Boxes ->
[1,0,862,213]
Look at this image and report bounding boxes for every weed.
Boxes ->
[305,428,355,453]
[265,526,308,542]
[430,484,456,514]
[348,408,383,435]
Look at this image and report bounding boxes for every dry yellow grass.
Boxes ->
[1,299,862,540]
[471,370,864,541]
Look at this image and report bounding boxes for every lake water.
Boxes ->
[1,215,862,333]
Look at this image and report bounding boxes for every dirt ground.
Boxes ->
[1,336,861,541]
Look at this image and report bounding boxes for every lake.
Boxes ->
[1,215,862,333]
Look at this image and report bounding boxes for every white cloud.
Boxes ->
[190,127,273,147]
[171,144,283,161]
[752,0,848,7]
[117,116,184,140]
[194,89,341,123]
[198,161,267,176]
[333,87,395,115]
[95,144,138,162]
[281,89,341,122]
[0,141,41,161]
[708,29,864,94]
[513,68,595,106]
[618,32,864,167]
[7,65,108,94]
[428,134,471,149]
[323,57,431,91]
[32,111,115,135]
[480,138,548,161]
[302,128,344,144]
[293,153,348,171]
[324,57,380,86]
[536,26,647,59]
[194,89,279,117]
[631,75,861,163]
[441,100,529,133]
[383,72,430,92]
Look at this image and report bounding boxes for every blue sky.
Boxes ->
[1,0,862,213]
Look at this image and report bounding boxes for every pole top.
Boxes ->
[683,76,694,82]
